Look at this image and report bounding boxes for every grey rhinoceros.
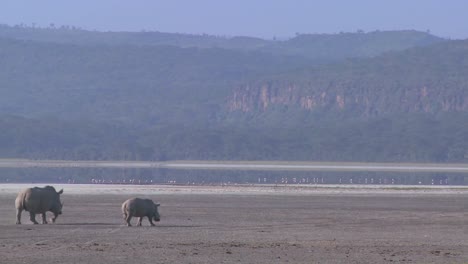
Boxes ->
[122,198,160,227]
[15,186,63,225]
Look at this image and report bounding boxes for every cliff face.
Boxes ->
[228,39,468,118]
[227,82,468,117]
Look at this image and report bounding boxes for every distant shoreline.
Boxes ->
[2,159,468,173]
[1,183,467,196]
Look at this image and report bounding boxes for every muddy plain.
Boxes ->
[0,185,467,264]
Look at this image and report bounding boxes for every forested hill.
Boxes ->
[0,37,316,126]
[0,24,444,60]
[0,27,467,162]
[260,30,445,60]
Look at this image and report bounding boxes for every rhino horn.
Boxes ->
[57,189,63,195]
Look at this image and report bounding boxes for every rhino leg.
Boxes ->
[50,212,60,223]
[125,214,132,227]
[41,213,48,224]
[147,216,155,226]
[16,208,22,225]
[29,212,39,225]
[137,217,143,226]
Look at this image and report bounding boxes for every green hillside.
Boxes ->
[0,27,466,163]
[0,37,314,126]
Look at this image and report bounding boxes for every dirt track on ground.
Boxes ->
[0,185,467,263]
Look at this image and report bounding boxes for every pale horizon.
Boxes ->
[1,0,468,40]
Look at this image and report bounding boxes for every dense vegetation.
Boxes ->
[0,25,467,164]
[0,37,315,126]
[1,112,467,162]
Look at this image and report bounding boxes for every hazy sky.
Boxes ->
[1,0,468,39]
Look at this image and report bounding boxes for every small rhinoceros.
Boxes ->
[121,198,160,227]
[15,186,63,225]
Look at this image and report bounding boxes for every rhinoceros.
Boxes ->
[122,198,160,227]
[15,186,63,225]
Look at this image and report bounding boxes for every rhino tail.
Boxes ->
[15,195,24,211]
[22,196,28,211]
[20,195,28,211]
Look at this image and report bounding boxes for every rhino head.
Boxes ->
[153,203,161,222]
[50,189,64,223]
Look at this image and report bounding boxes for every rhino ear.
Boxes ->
[57,189,63,195]
[155,203,160,207]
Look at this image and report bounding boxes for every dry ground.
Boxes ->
[0,184,467,263]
